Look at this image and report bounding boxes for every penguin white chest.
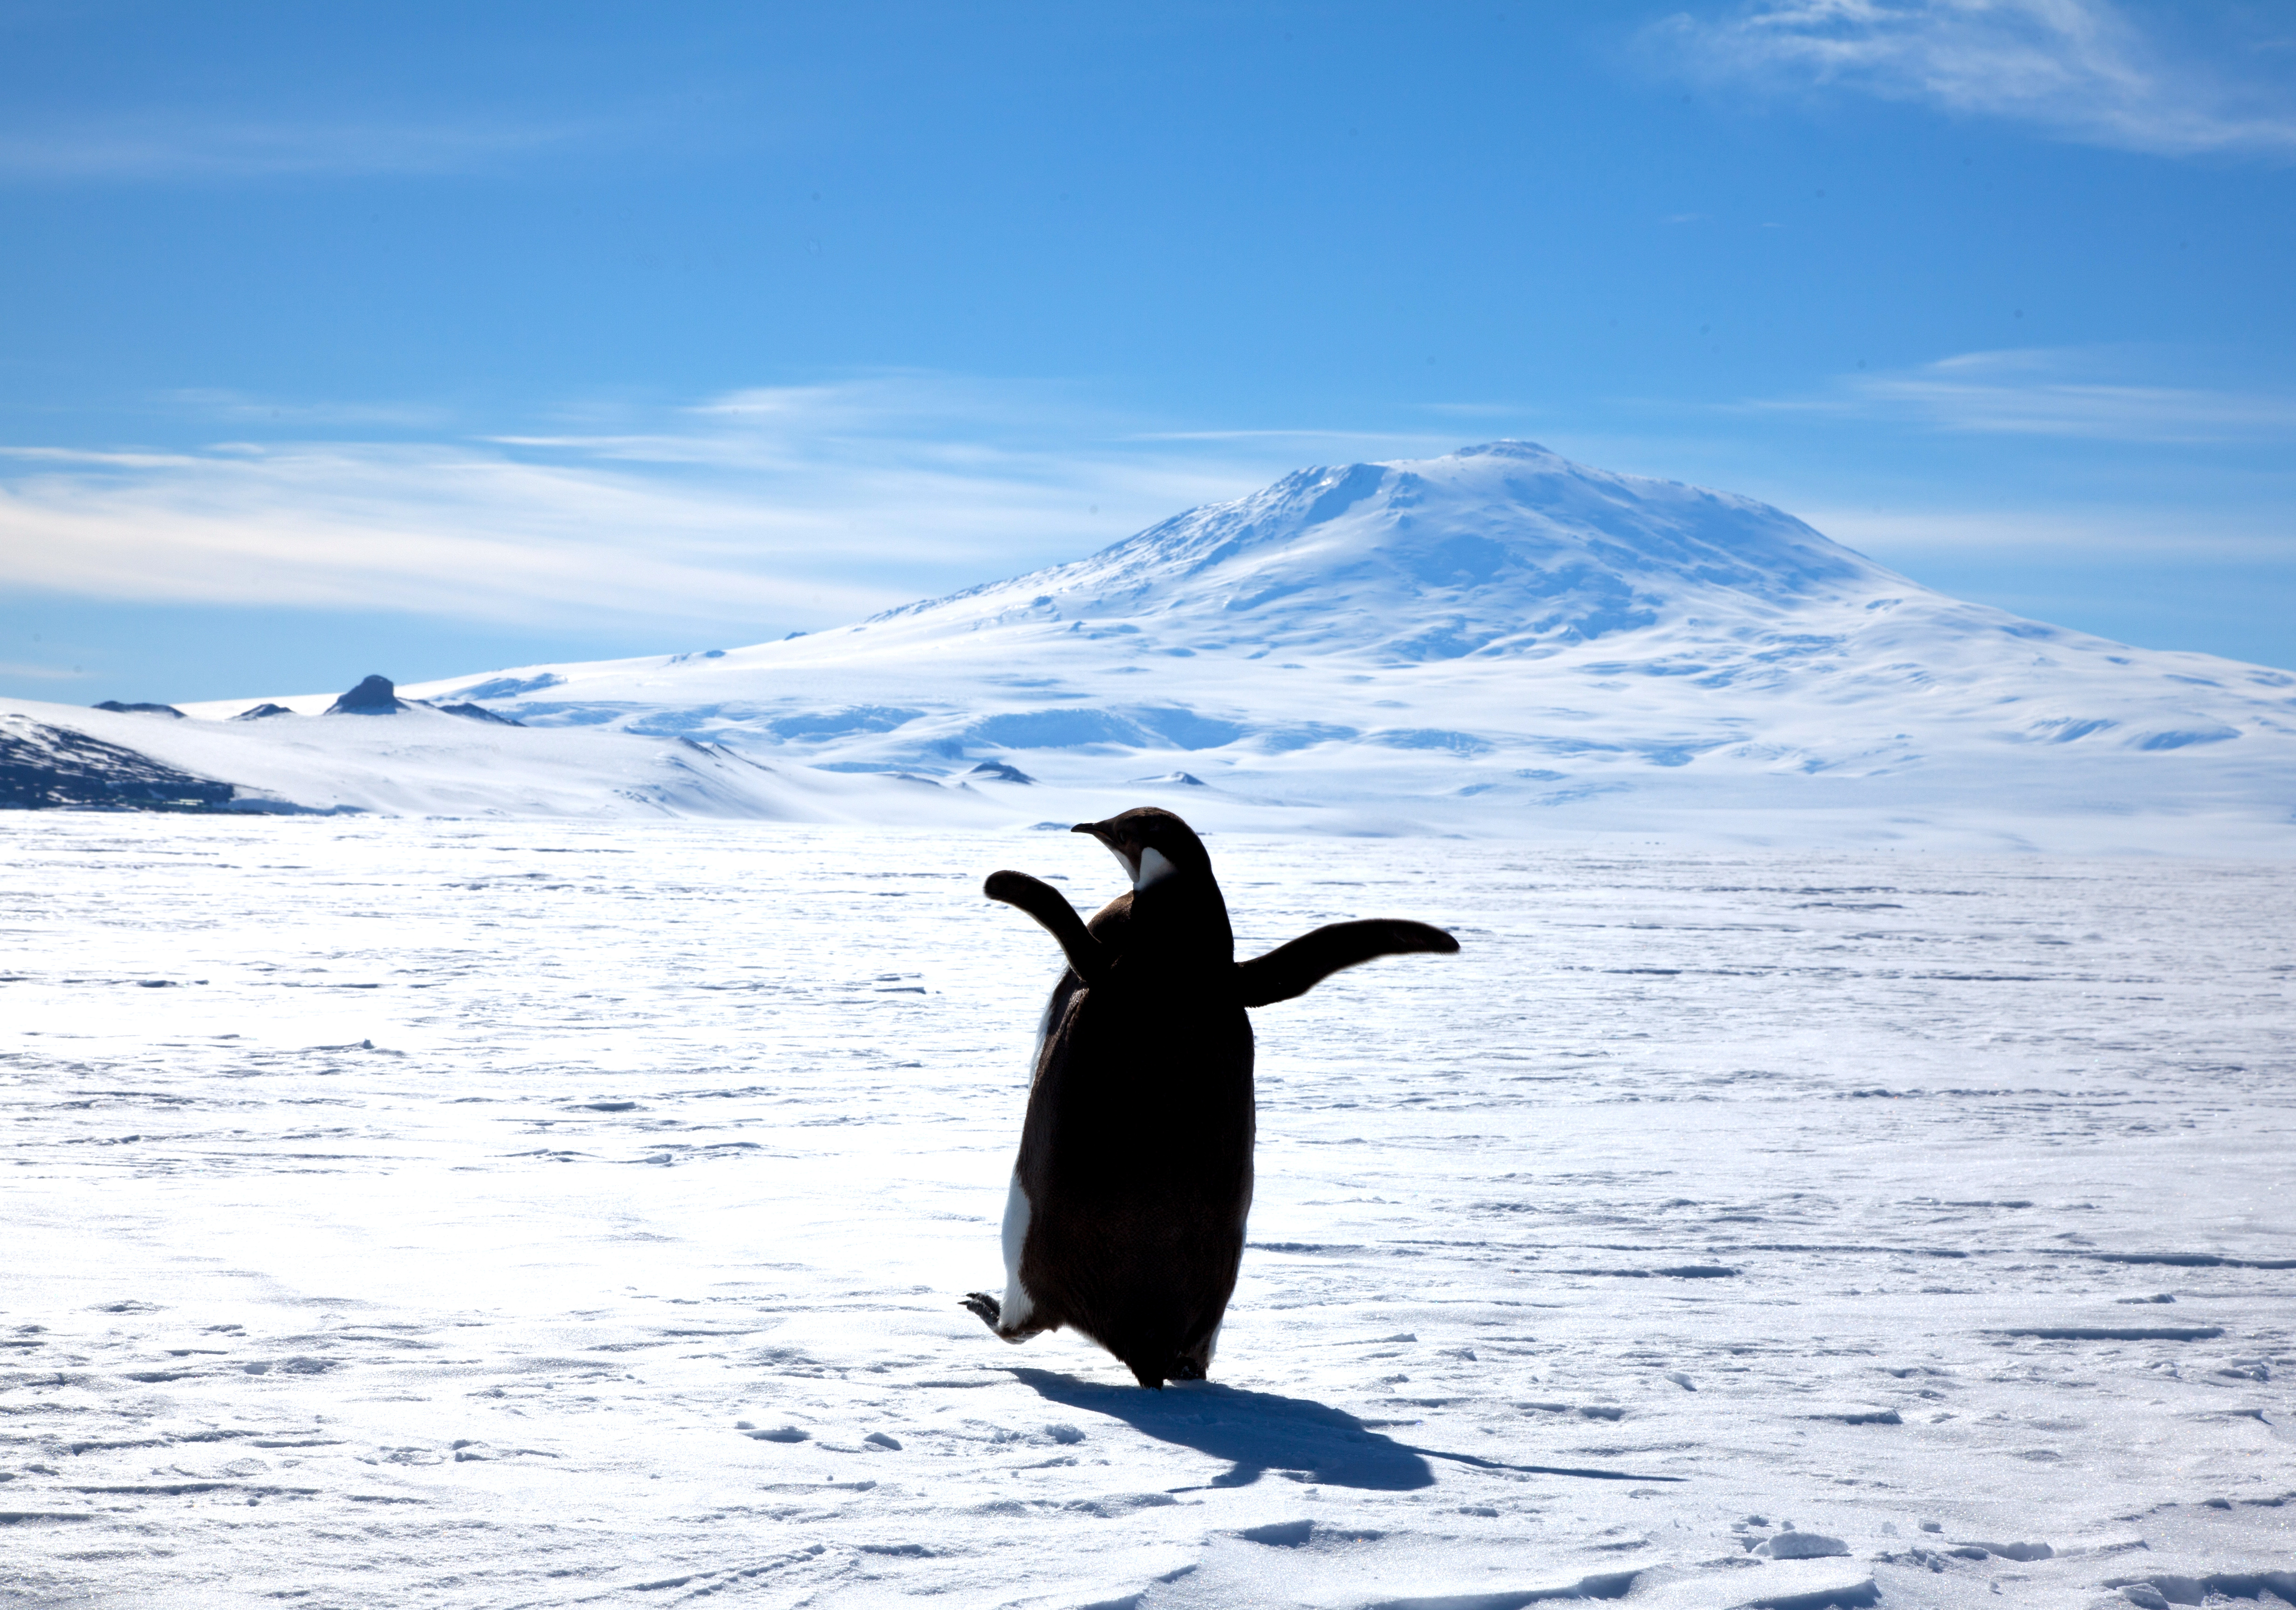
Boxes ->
[1135,846,1179,889]
[998,1173,1037,1333]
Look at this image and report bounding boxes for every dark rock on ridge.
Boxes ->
[93,701,185,718]
[232,703,295,721]
[308,676,520,723]
[433,702,524,726]
[327,675,405,715]
[1132,770,1208,786]
[1,714,234,810]
[966,760,1034,784]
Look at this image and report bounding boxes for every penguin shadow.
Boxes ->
[1012,1368,1689,1493]
[1011,1366,1437,1491]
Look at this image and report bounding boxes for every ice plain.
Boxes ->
[4,812,2292,1609]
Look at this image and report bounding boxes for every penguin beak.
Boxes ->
[1073,820,1142,882]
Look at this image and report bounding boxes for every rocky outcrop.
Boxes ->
[325,675,405,715]
[1,714,234,810]
[433,702,524,726]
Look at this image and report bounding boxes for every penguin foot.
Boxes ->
[1118,1355,1206,1389]
[960,1292,1002,1331]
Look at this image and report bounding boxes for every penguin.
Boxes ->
[962,807,1458,1387]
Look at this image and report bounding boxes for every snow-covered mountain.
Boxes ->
[0,697,1007,825]
[19,440,2296,845]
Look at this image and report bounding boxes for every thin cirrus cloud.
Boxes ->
[1746,347,2296,443]
[0,659,89,681]
[1805,502,2293,562]
[0,378,1338,634]
[1650,0,2296,157]
[0,439,893,628]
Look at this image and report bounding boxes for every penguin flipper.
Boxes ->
[1236,919,1459,1007]
[985,870,1109,984]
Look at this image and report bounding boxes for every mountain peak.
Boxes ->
[885,440,1907,662]
[1449,437,1558,460]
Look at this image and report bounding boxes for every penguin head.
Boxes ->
[1073,807,1212,893]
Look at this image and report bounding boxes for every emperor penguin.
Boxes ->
[962,807,1458,1387]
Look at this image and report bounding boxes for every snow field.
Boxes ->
[2,813,2292,1609]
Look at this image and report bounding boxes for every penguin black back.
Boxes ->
[965,807,1457,1387]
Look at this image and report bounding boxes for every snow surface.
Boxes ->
[7,812,2292,1608]
[126,438,2289,851]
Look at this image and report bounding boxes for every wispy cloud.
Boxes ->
[1651,0,2296,157]
[1745,347,2296,443]
[0,377,1420,635]
[0,115,598,181]
[1804,502,2296,561]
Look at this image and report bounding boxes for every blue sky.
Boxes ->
[4,0,2293,702]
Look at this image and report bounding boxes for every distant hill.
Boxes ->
[22,441,2292,847]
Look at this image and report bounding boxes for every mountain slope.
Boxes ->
[0,697,1007,824]
[129,439,2296,846]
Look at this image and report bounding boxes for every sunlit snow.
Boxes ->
[5,814,2291,1608]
